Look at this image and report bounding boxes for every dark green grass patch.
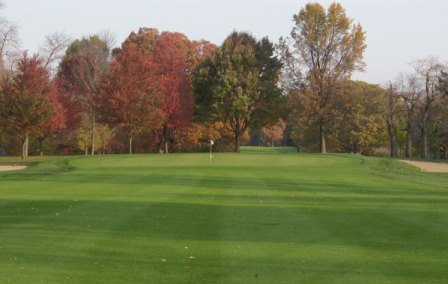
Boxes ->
[1,151,448,283]
[240,146,297,154]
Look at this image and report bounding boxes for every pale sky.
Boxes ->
[3,0,448,84]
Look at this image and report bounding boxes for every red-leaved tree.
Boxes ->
[100,39,165,154]
[36,88,66,156]
[154,32,195,153]
[123,28,216,153]
[0,53,56,159]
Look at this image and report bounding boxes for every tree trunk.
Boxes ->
[20,133,29,160]
[38,137,44,157]
[406,119,412,159]
[386,120,398,158]
[129,136,133,155]
[160,125,169,154]
[21,138,26,160]
[390,136,398,158]
[319,121,327,154]
[421,78,432,159]
[386,85,398,158]
[354,143,360,155]
[25,136,29,158]
[422,126,429,160]
[234,131,240,153]
[164,125,169,154]
[91,114,95,156]
[420,106,430,160]
[445,141,448,161]
[85,148,88,156]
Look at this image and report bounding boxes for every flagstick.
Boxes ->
[209,140,214,165]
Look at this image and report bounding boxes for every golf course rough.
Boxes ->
[0,148,448,283]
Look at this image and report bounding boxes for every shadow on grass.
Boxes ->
[240,146,298,154]
[33,169,448,197]
[1,198,448,283]
[1,199,447,250]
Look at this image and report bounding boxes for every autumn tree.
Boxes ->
[75,116,91,155]
[439,71,448,96]
[35,88,65,156]
[412,58,444,159]
[194,31,284,152]
[279,2,366,153]
[383,82,401,158]
[154,32,195,153]
[262,119,286,147]
[170,123,206,152]
[40,32,71,72]
[0,53,55,159]
[94,124,114,155]
[191,40,216,67]
[396,74,422,159]
[168,40,217,152]
[58,35,110,155]
[433,96,448,160]
[121,28,212,153]
[100,36,164,154]
[332,81,387,154]
[435,70,448,159]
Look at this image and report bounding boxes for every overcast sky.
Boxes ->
[3,0,448,84]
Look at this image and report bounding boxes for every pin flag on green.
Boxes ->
[210,140,214,164]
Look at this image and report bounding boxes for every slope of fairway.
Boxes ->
[1,152,448,283]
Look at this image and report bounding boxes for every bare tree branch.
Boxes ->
[0,14,20,82]
[98,30,117,52]
[39,32,71,70]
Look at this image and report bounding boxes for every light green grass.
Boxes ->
[1,148,448,283]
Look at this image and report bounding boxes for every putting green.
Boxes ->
[0,148,447,283]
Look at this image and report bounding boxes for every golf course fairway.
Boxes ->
[1,148,448,283]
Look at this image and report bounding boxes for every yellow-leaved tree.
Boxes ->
[279,2,366,153]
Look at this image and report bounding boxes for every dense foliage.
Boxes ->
[194,32,284,152]
[0,2,447,159]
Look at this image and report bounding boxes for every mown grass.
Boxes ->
[0,148,447,283]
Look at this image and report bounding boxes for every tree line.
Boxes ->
[0,2,447,160]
